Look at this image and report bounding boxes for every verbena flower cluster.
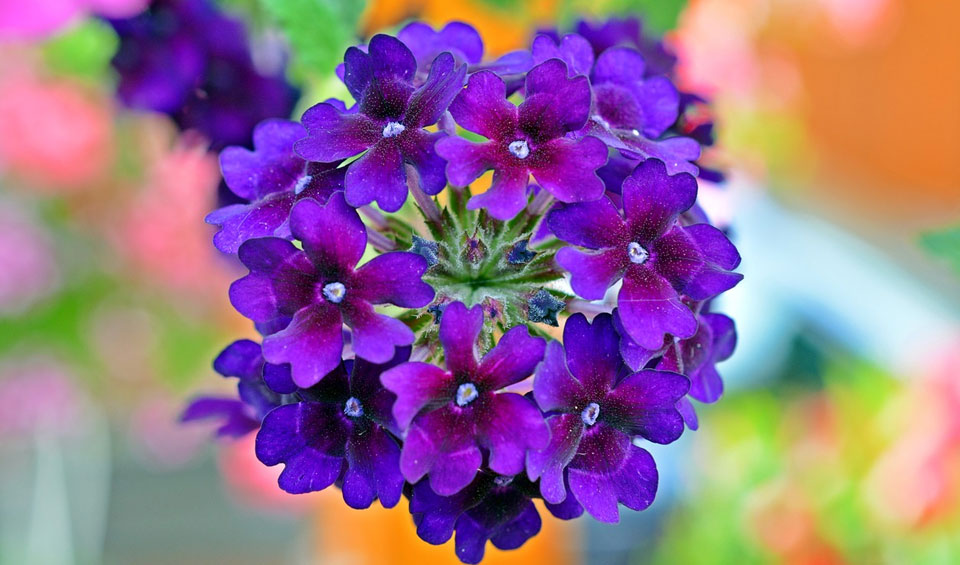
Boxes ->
[186,17,741,563]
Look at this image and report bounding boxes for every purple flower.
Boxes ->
[435,59,608,220]
[109,0,299,149]
[526,312,689,522]
[590,47,679,139]
[574,17,677,77]
[380,302,548,495]
[294,34,466,212]
[397,21,483,81]
[255,349,408,507]
[181,339,285,437]
[548,158,741,349]
[206,119,344,254]
[229,193,435,388]
[410,474,542,564]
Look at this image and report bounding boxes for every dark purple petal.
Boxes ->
[439,302,483,377]
[181,397,259,437]
[637,76,680,138]
[531,34,594,76]
[343,34,416,103]
[405,52,467,128]
[704,312,737,361]
[446,71,517,139]
[435,137,495,188]
[488,501,541,551]
[477,325,545,390]
[352,252,434,308]
[401,407,482,495]
[613,309,663,371]
[262,303,344,388]
[562,313,621,397]
[400,130,448,195]
[341,300,415,364]
[213,339,263,381]
[255,402,350,494]
[653,226,704,288]
[475,393,549,476]
[220,119,307,200]
[207,192,296,254]
[556,247,626,300]
[603,369,688,444]
[289,194,366,274]
[230,238,315,322]
[528,136,607,203]
[263,362,297,394]
[344,140,408,212]
[522,59,591,133]
[381,362,454,430]
[466,166,531,220]
[526,413,583,504]
[410,479,483,545]
[532,342,585,413]
[547,196,627,249]
[618,265,698,350]
[622,159,698,243]
[295,103,381,161]
[567,425,658,523]
[342,424,404,509]
[686,224,741,270]
[543,473,585,520]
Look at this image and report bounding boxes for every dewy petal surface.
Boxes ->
[547,196,627,250]
[621,159,698,243]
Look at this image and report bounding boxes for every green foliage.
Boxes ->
[42,19,118,79]
[920,224,960,275]
[260,0,366,79]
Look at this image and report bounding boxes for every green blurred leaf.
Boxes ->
[920,224,960,274]
[42,19,118,79]
[260,0,366,79]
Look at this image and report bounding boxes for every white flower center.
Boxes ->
[456,382,479,407]
[294,174,312,194]
[581,402,600,426]
[627,242,649,264]
[508,140,530,159]
[382,121,405,138]
[344,397,363,418]
[494,475,513,487]
[322,282,347,303]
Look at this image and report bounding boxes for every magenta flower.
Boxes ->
[206,119,344,254]
[548,158,741,349]
[527,312,689,522]
[381,302,548,495]
[436,59,608,220]
[229,193,435,387]
[294,34,466,212]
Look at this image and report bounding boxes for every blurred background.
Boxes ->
[0,0,958,563]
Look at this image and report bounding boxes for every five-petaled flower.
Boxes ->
[549,158,742,350]
[381,302,549,495]
[256,348,408,508]
[229,193,435,387]
[436,58,608,220]
[527,312,689,522]
[295,34,466,212]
